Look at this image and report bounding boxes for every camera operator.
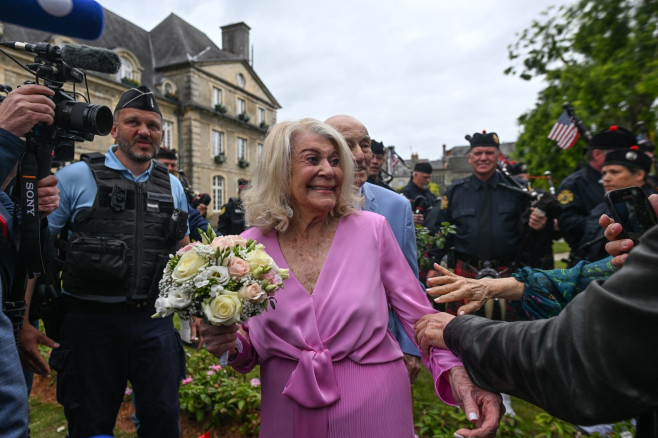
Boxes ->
[0,83,60,438]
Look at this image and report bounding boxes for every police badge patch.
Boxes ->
[557,189,574,205]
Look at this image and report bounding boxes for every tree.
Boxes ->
[506,0,658,187]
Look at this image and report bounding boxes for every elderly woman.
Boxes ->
[200,118,501,438]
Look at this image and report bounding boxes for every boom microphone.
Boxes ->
[2,41,121,74]
[0,0,105,40]
[62,44,121,74]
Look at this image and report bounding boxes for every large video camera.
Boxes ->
[0,42,119,343]
[0,41,118,175]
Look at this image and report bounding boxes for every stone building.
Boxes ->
[389,142,515,195]
[0,8,280,222]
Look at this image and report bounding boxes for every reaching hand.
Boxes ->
[414,312,455,353]
[448,366,503,438]
[426,264,491,315]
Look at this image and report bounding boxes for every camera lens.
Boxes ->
[56,101,113,136]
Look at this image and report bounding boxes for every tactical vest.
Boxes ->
[62,153,186,301]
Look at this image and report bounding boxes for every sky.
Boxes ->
[96,0,570,159]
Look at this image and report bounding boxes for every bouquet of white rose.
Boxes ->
[153,227,289,331]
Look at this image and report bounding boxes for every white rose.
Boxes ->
[202,292,243,325]
[167,289,193,309]
[153,296,173,318]
[172,251,208,284]
[247,249,274,273]
[238,283,267,303]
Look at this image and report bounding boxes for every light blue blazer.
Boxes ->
[362,183,421,355]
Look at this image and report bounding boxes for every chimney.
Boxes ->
[221,22,251,61]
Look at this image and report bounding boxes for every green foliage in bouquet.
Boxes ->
[179,348,262,437]
[415,222,456,272]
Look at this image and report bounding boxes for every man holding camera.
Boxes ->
[401,161,437,224]
[0,83,60,438]
[46,86,189,438]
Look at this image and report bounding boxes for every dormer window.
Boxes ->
[119,56,134,81]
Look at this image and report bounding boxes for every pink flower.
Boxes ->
[211,364,222,371]
[182,377,194,385]
[124,387,133,396]
[250,378,261,387]
[210,235,248,250]
[177,242,198,253]
[239,282,267,303]
[207,371,215,376]
[228,258,250,277]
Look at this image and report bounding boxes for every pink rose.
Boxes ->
[178,242,198,253]
[239,282,267,303]
[228,258,250,277]
[210,235,248,250]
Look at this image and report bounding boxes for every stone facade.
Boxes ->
[0,10,280,223]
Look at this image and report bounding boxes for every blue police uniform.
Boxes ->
[556,164,604,255]
[48,146,188,438]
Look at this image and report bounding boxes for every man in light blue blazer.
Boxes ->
[326,115,423,383]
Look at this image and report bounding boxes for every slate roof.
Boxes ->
[0,7,276,105]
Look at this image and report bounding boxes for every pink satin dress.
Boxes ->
[233,212,462,438]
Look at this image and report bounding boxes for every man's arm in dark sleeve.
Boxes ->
[444,224,658,425]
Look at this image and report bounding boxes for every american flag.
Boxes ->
[388,149,400,172]
[548,110,580,150]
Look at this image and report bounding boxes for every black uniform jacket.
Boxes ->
[444,223,658,425]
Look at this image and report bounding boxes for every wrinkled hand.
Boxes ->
[18,323,59,377]
[37,175,59,217]
[426,264,489,315]
[414,312,456,354]
[601,194,658,269]
[0,84,55,137]
[449,366,503,438]
[412,213,424,225]
[403,354,422,384]
[199,322,238,359]
[528,208,548,230]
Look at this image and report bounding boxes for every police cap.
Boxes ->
[115,85,162,116]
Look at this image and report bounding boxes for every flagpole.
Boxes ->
[562,102,592,142]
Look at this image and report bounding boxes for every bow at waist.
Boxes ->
[282,348,340,408]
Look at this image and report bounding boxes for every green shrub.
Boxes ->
[180,348,261,436]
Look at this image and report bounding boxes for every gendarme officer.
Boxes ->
[557,125,634,265]
[46,85,190,438]
[217,178,248,235]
